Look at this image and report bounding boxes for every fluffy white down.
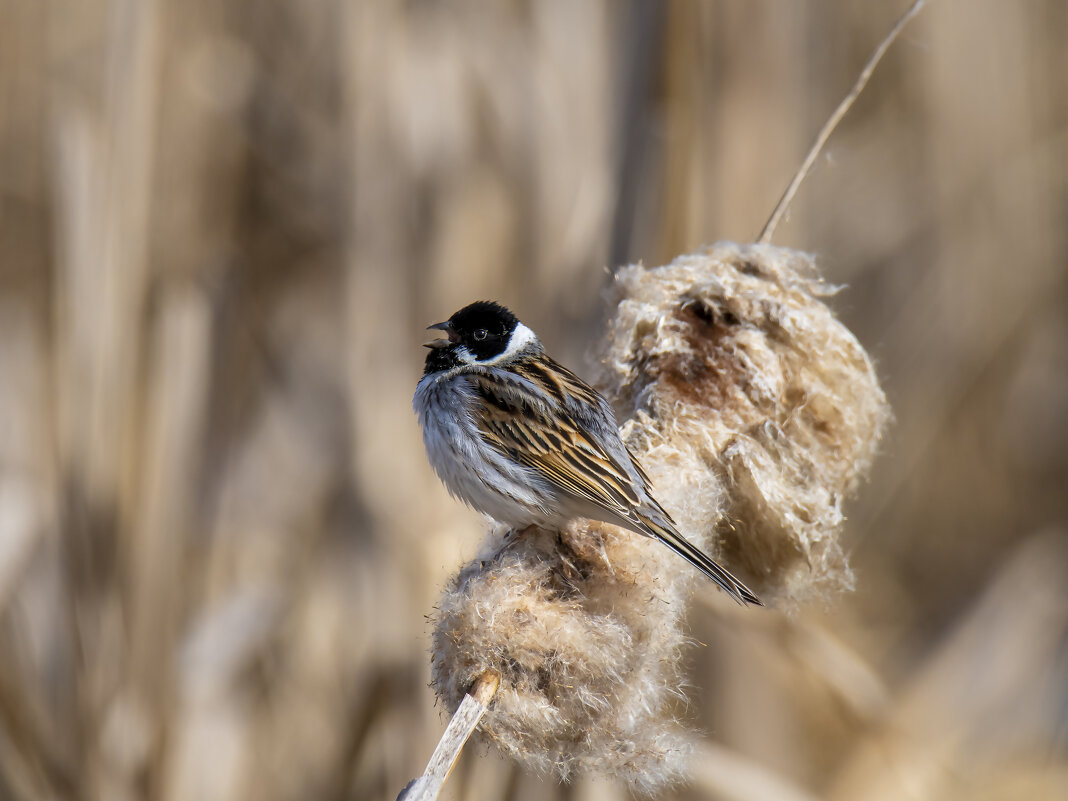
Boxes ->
[413,367,555,526]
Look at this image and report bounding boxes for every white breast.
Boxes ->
[413,369,557,527]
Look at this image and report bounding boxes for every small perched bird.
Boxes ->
[413,301,762,606]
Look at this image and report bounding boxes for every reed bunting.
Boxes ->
[413,300,762,606]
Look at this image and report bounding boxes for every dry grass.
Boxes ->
[0,1,1066,800]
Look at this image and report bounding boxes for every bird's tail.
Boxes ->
[635,512,763,606]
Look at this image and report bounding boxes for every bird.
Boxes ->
[413,300,762,606]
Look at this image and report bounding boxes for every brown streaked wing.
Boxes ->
[472,374,642,519]
[513,356,603,408]
[521,356,654,491]
[626,446,653,488]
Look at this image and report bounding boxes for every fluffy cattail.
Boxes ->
[430,242,890,792]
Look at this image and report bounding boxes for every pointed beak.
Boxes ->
[424,321,458,349]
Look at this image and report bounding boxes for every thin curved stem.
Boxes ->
[758,0,930,244]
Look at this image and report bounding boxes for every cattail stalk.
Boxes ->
[398,671,501,801]
[758,0,930,243]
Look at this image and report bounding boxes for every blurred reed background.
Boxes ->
[0,1,1066,800]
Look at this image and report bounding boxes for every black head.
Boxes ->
[423,301,533,373]
[448,301,518,357]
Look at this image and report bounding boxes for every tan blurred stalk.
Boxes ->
[828,532,1068,801]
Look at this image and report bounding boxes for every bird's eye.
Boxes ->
[473,329,489,341]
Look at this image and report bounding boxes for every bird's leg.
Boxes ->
[484,524,539,565]
[593,530,615,576]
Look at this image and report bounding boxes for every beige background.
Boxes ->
[0,1,1065,799]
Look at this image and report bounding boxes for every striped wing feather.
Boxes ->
[471,361,644,524]
[478,394,640,519]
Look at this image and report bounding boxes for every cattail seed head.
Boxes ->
[430,242,890,792]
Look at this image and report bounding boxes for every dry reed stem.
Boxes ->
[690,742,821,801]
[827,531,1068,801]
[0,485,41,620]
[758,0,930,244]
[699,596,890,722]
[0,660,76,799]
[399,670,501,801]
